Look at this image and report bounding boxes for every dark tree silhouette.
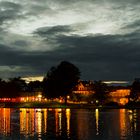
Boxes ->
[7,77,27,97]
[28,80,43,92]
[129,79,140,102]
[43,61,80,103]
[0,77,27,98]
[0,79,7,97]
[92,81,109,105]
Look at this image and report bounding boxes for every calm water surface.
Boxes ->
[0,108,140,140]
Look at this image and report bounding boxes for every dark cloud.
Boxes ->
[123,20,140,30]
[0,1,23,25]
[52,35,140,80]
[34,25,74,38]
[0,29,140,80]
[12,40,30,48]
[35,25,140,78]
[0,1,21,9]
[0,0,140,80]
[25,2,53,16]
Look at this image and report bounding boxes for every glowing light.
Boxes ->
[96,100,99,104]
[38,94,42,98]
[20,98,25,102]
[32,97,35,101]
[120,98,128,105]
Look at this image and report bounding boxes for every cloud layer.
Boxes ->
[0,0,140,80]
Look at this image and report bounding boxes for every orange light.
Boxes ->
[38,94,42,98]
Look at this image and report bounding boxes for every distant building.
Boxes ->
[109,89,130,105]
[72,80,131,105]
[72,80,94,95]
[0,91,44,103]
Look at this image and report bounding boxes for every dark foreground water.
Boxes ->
[0,108,140,140]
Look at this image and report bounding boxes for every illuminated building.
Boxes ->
[72,80,131,105]
[109,89,130,105]
[0,91,45,103]
[19,91,43,102]
[72,80,94,95]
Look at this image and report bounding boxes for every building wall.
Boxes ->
[109,89,130,105]
[72,81,94,95]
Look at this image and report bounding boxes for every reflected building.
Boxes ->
[20,108,48,137]
[66,109,71,138]
[19,108,71,139]
[55,108,71,138]
[0,108,10,136]
[20,108,35,136]
[55,108,62,136]
[119,109,131,140]
[128,109,140,137]
[95,109,99,135]
[70,109,96,140]
[0,108,140,139]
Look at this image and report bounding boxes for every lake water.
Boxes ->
[0,108,140,140]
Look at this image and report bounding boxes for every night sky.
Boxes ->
[0,0,140,81]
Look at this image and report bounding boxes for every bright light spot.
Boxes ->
[96,100,99,103]
[22,76,44,83]
[38,94,42,98]
[103,81,129,84]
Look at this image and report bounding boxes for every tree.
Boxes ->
[28,81,43,92]
[7,77,27,97]
[92,81,109,105]
[43,61,80,104]
[129,79,140,102]
[0,77,27,98]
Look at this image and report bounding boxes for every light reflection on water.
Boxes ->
[95,108,99,135]
[0,108,139,139]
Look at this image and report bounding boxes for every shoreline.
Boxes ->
[0,102,140,109]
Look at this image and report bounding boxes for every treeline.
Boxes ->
[0,61,139,105]
[0,77,43,98]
